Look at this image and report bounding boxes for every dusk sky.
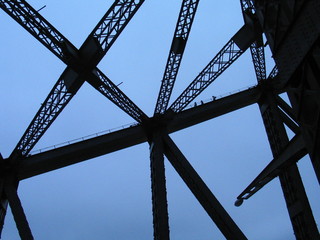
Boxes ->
[0,0,319,239]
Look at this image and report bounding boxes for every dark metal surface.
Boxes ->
[154,0,199,115]
[169,24,257,112]
[17,86,262,180]
[2,0,146,158]
[3,178,33,240]
[149,132,170,240]
[257,91,319,239]
[163,135,247,240]
[240,0,266,82]
[1,0,320,239]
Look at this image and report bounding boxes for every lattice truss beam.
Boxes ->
[0,0,147,157]
[1,0,319,239]
[154,0,200,115]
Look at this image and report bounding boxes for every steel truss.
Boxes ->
[1,0,319,239]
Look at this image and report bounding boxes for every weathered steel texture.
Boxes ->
[286,41,320,184]
[255,0,320,87]
[154,0,200,114]
[163,135,248,240]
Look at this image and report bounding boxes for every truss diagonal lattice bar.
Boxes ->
[0,0,77,63]
[3,0,146,157]
[240,0,266,82]
[11,70,74,157]
[0,0,145,65]
[169,24,256,112]
[86,0,144,58]
[249,42,266,81]
[93,70,148,122]
[154,0,200,115]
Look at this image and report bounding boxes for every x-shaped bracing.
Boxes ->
[0,0,279,239]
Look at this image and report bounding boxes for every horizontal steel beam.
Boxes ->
[167,86,262,132]
[16,86,263,180]
[17,125,147,180]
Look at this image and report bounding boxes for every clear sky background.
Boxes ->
[0,0,319,239]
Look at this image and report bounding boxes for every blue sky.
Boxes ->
[0,0,319,239]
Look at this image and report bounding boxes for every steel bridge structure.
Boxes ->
[0,0,320,239]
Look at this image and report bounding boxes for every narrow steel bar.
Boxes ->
[92,70,148,122]
[236,134,307,203]
[169,24,256,112]
[4,178,34,240]
[149,132,170,240]
[10,69,75,158]
[0,0,77,63]
[82,0,145,64]
[240,0,266,82]
[163,134,247,240]
[275,95,297,123]
[154,0,200,114]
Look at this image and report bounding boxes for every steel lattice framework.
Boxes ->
[1,0,320,239]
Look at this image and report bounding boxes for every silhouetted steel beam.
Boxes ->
[257,91,320,239]
[92,69,148,122]
[4,178,33,240]
[154,0,200,115]
[0,0,145,66]
[149,132,170,240]
[269,0,320,88]
[0,0,76,63]
[80,0,145,67]
[240,0,266,82]
[10,69,75,158]
[167,85,263,132]
[16,86,264,180]
[3,0,146,157]
[163,135,247,240]
[235,134,307,204]
[16,124,146,180]
[169,24,257,112]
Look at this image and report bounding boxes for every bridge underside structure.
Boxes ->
[0,0,319,239]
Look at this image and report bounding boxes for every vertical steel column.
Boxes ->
[149,131,170,240]
[4,176,33,240]
[163,135,247,240]
[259,91,319,240]
[287,42,320,184]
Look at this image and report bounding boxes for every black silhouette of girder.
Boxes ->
[0,0,147,157]
[154,0,200,115]
[1,0,320,239]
